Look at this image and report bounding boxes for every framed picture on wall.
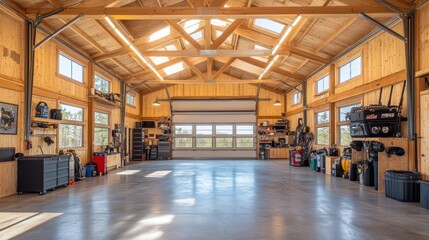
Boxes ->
[0,102,18,135]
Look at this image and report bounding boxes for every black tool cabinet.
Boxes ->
[132,128,145,161]
[17,155,69,195]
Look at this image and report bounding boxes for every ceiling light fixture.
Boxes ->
[104,15,164,81]
[258,15,302,81]
[271,15,302,55]
[273,99,282,106]
[153,99,161,106]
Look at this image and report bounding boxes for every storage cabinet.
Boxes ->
[132,128,145,161]
[267,148,290,159]
[17,155,69,195]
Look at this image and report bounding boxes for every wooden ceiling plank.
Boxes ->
[58,19,105,53]
[211,19,244,49]
[26,6,397,20]
[92,19,123,47]
[46,0,61,8]
[315,16,358,52]
[111,58,133,75]
[135,49,270,57]
[166,20,203,50]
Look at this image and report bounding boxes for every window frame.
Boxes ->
[338,56,362,84]
[172,123,256,150]
[59,102,85,149]
[94,74,111,93]
[59,124,84,149]
[94,111,110,147]
[292,91,301,105]
[314,110,330,146]
[126,93,136,107]
[315,75,329,95]
[60,103,84,122]
[337,103,361,146]
[57,52,85,84]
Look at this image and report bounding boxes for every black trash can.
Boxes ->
[385,170,420,202]
[421,181,429,209]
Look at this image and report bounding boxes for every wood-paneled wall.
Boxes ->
[0,6,143,197]
[292,21,407,150]
[142,84,286,126]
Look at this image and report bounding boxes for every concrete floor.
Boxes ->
[0,160,428,240]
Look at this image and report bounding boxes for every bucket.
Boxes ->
[385,170,420,202]
[310,158,317,171]
[85,165,97,177]
[421,181,429,209]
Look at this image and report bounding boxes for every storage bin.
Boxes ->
[385,170,420,202]
[421,181,429,209]
[85,165,96,177]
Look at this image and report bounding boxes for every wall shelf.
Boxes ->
[32,117,61,124]
[89,95,121,108]
[30,134,57,137]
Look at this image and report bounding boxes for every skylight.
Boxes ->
[191,31,203,40]
[149,26,171,42]
[163,62,184,75]
[211,19,229,27]
[150,56,169,65]
[183,19,202,34]
[254,18,285,34]
[165,44,177,50]
[254,44,269,50]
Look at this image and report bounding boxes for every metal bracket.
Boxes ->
[35,8,65,27]
[359,12,406,42]
[376,0,404,15]
[34,14,84,50]
[280,80,301,93]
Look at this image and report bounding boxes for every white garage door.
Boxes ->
[171,99,257,159]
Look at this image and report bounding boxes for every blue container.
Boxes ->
[85,165,96,177]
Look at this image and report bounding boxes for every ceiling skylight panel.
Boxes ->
[149,26,171,42]
[163,62,184,75]
[254,19,285,34]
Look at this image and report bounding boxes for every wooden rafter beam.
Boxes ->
[204,19,212,49]
[211,19,245,49]
[207,57,213,80]
[124,49,271,57]
[135,79,283,84]
[278,46,331,63]
[26,7,397,20]
[238,57,303,82]
[187,0,229,7]
[182,57,206,81]
[213,57,236,79]
[166,20,203,50]
[315,16,358,52]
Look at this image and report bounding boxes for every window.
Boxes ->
[196,138,212,148]
[236,138,254,148]
[316,75,329,94]
[236,125,254,135]
[59,124,83,148]
[94,75,110,93]
[58,53,84,83]
[338,104,360,146]
[173,123,255,150]
[293,92,300,104]
[254,18,285,34]
[216,125,233,135]
[94,127,109,146]
[339,56,361,83]
[61,104,83,122]
[126,93,135,106]
[216,138,233,148]
[316,111,329,124]
[174,138,192,148]
[95,112,109,125]
[59,104,84,148]
[196,125,212,135]
[315,110,329,145]
[175,125,193,135]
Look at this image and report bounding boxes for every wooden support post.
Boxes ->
[329,64,336,146]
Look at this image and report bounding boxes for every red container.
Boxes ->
[290,151,303,167]
[93,155,107,175]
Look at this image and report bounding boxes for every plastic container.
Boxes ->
[85,165,96,177]
[385,170,420,202]
[310,158,317,171]
[421,181,429,209]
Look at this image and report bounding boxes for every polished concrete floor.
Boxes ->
[0,160,428,240]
